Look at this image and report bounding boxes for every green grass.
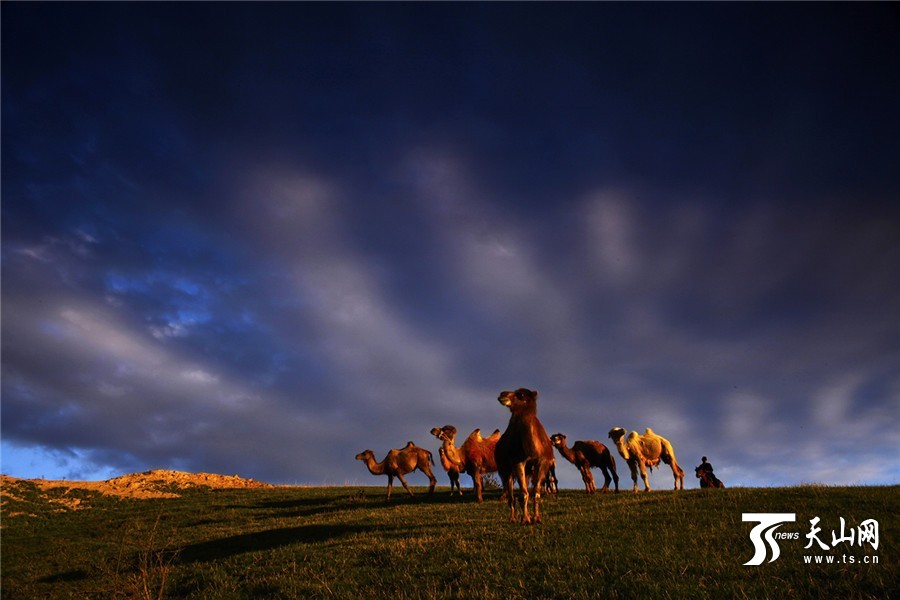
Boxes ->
[2,483,896,598]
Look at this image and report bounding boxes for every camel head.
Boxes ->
[431,425,457,443]
[498,388,539,414]
[550,433,567,449]
[355,450,375,462]
[608,427,627,444]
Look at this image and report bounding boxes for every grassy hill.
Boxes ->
[1,479,895,598]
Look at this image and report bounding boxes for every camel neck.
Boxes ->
[365,457,386,476]
[443,442,464,468]
[557,443,577,463]
[510,407,537,421]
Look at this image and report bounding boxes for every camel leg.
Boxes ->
[600,467,611,493]
[581,467,595,494]
[531,463,549,524]
[611,466,620,493]
[516,463,531,524]
[422,467,436,496]
[387,474,394,501]
[639,463,651,492]
[396,472,414,496]
[663,459,681,490]
[661,451,684,490]
[502,471,517,522]
[474,470,485,503]
[629,463,639,492]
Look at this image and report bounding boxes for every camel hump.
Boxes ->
[405,441,415,448]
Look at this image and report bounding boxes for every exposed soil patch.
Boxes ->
[1,470,272,517]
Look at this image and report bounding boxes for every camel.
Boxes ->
[543,460,559,495]
[696,466,725,488]
[430,425,467,493]
[550,433,619,494]
[495,388,554,524]
[437,446,462,495]
[607,427,684,492]
[695,457,725,488]
[355,441,437,501]
[430,425,500,502]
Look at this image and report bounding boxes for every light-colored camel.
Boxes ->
[355,441,437,500]
[607,427,684,492]
[431,425,500,502]
[495,388,554,524]
[437,446,462,495]
[550,433,619,494]
[430,425,466,497]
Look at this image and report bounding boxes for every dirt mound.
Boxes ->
[104,469,273,495]
[1,470,273,517]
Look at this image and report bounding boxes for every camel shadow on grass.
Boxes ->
[178,523,388,564]
[252,488,450,519]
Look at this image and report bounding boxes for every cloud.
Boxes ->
[401,151,592,384]
[583,191,641,285]
[3,2,899,493]
[2,245,328,482]
[237,167,469,398]
[3,147,898,489]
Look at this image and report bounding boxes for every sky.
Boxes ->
[2,3,899,489]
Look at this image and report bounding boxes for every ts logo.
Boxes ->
[742,513,797,565]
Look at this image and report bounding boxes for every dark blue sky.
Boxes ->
[3,3,899,487]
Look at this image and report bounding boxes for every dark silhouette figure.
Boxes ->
[695,456,724,488]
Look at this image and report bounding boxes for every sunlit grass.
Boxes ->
[1,483,895,598]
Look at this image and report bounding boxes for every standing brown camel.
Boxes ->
[495,388,554,524]
[550,433,619,494]
[355,442,437,501]
[431,425,500,502]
